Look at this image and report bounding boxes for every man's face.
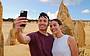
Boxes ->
[38,16,49,31]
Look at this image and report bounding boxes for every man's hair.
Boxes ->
[51,19,62,25]
[38,12,49,20]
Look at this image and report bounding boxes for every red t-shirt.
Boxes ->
[27,31,54,56]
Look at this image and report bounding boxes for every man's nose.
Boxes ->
[40,21,45,24]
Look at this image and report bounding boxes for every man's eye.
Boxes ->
[39,20,42,22]
[44,20,46,22]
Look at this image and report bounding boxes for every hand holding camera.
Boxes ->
[14,10,28,31]
[19,10,28,27]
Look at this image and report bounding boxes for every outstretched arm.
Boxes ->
[14,17,31,44]
[15,30,30,44]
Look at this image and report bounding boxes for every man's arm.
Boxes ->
[68,36,79,56]
[14,17,31,44]
[15,30,30,44]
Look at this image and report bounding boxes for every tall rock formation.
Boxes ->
[0,1,4,56]
[57,0,74,36]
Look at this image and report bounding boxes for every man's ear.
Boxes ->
[48,21,50,26]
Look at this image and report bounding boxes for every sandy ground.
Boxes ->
[84,24,90,56]
[4,44,31,56]
[2,21,90,56]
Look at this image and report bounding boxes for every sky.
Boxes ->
[1,0,90,20]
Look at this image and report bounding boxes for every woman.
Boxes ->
[50,19,79,56]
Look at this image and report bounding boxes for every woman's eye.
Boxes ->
[50,25,52,27]
[53,24,56,27]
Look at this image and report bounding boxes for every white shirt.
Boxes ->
[52,35,71,56]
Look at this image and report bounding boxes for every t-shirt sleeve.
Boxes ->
[26,32,36,44]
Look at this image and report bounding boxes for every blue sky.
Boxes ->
[2,0,90,20]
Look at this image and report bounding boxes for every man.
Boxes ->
[14,12,54,56]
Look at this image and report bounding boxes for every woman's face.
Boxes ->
[50,21,61,35]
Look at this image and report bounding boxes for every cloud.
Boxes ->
[64,0,83,6]
[39,0,60,6]
[49,0,60,5]
[40,0,48,3]
[39,0,83,6]
[0,0,2,2]
[82,9,90,14]
[47,11,58,19]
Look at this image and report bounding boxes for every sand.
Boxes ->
[2,21,90,56]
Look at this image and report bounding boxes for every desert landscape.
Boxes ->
[2,21,90,56]
[1,0,90,56]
